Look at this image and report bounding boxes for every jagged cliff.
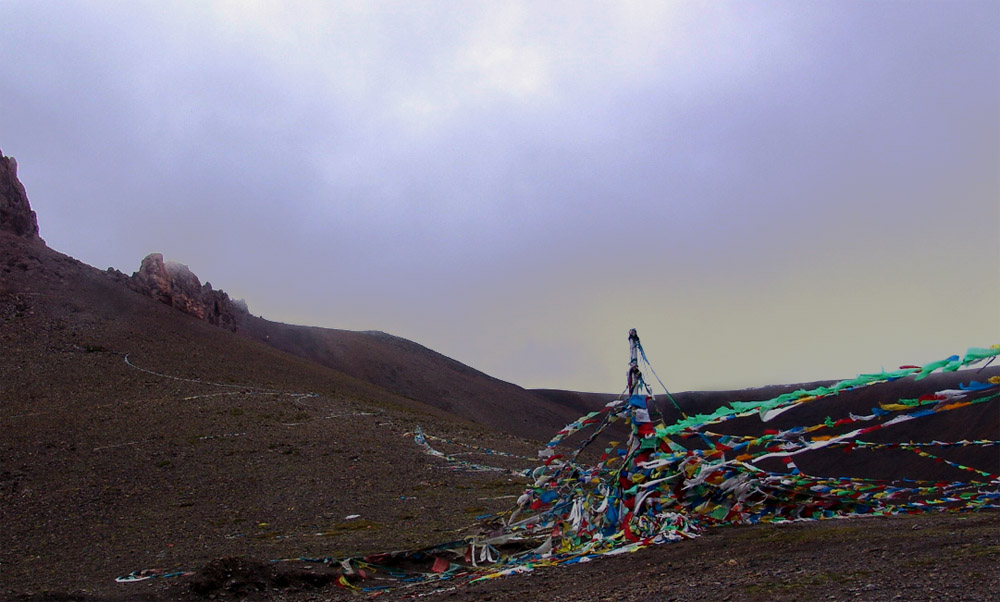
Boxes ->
[0,148,41,240]
[111,253,249,331]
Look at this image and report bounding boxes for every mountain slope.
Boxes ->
[237,317,580,441]
[1,227,542,597]
[109,245,585,441]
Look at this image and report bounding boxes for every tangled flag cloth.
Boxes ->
[319,345,1000,593]
[117,345,1000,592]
[478,346,1000,578]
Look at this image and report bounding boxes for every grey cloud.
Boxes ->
[1,0,997,392]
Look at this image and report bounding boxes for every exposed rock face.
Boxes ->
[126,253,249,331]
[0,149,41,239]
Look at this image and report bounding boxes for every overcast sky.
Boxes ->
[2,1,998,393]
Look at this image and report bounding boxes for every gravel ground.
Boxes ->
[10,512,997,602]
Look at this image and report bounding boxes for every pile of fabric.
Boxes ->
[329,341,999,594]
[475,344,999,582]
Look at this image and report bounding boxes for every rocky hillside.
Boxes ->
[0,148,576,442]
[1,189,535,599]
[2,147,997,601]
[101,252,580,441]
[235,317,581,441]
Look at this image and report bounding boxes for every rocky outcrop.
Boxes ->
[0,149,41,239]
[124,253,249,331]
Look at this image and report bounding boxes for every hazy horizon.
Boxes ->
[2,1,998,393]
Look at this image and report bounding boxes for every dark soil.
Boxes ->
[10,513,998,601]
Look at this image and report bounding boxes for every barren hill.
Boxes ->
[2,148,997,601]
[236,318,579,441]
[103,246,584,441]
[1,221,542,598]
[0,148,537,596]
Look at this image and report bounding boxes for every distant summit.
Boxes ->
[0,148,41,240]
